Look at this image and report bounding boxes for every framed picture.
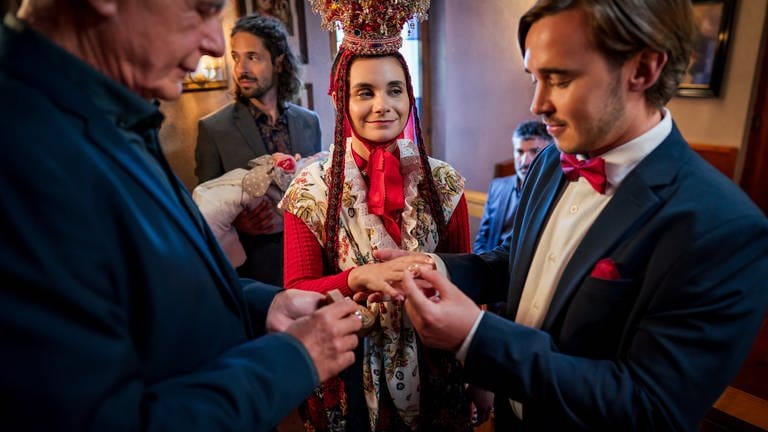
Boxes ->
[237,0,309,64]
[677,0,736,98]
[296,82,314,111]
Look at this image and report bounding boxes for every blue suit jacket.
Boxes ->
[0,17,317,431]
[444,125,768,430]
[474,175,521,254]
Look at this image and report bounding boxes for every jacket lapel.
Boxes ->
[286,106,301,154]
[540,126,688,330]
[506,148,566,316]
[233,102,268,156]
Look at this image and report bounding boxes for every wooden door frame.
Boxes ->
[740,10,768,215]
[702,11,768,431]
[419,20,432,156]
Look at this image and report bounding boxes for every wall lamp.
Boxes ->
[182,55,228,92]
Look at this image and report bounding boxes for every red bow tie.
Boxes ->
[560,153,607,194]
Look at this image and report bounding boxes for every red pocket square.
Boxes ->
[590,258,621,281]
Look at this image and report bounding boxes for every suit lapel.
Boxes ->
[233,102,268,156]
[540,175,660,330]
[286,106,301,154]
[506,148,566,315]
[540,127,687,330]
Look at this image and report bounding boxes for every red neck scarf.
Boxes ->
[350,126,405,246]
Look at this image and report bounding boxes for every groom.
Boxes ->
[381,0,768,430]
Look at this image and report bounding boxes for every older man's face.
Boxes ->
[106,0,226,100]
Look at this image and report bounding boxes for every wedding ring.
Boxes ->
[407,263,421,277]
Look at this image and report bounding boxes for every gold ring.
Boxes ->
[407,263,421,277]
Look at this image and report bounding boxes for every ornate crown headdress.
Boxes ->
[308,0,430,54]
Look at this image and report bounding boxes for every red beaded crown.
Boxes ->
[308,0,430,54]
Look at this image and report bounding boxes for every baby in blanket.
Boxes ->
[192,151,328,267]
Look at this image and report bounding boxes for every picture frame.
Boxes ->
[296,82,314,111]
[237,0,309,64]
[677,0,736,98]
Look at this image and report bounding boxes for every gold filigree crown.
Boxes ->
[308,0,430,54]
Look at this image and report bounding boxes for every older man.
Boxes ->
[0,1,360,430]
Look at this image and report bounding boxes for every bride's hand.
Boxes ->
[348,255,435,301]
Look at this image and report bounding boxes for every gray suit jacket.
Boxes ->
[193,99,321,285]
[194,99,321,183]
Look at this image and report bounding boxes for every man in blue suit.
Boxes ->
[474,120,552,254]
[383,0,768,430]
[0,0,361,430]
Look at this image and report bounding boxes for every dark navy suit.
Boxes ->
[0,16,317,431]
[444,125,768,430]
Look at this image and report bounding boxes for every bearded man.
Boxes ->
[195,13,321,285]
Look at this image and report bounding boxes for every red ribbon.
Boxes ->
[352,144,404,246]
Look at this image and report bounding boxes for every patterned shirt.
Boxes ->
[242,98,292,155]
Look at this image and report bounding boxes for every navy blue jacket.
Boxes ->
[0,16,317,431]
[444,125,768,430]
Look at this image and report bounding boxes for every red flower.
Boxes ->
[275,155,296,173]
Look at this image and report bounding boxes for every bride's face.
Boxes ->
[347,56,410,143]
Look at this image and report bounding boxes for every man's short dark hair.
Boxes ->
[231,13,301,104]
[514,120,553,143]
